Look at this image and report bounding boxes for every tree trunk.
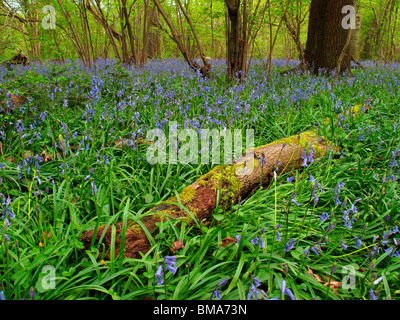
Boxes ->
[350,9,361,60]
[146,5,161,59]
[304,0,354,75]
[81,132,337,260]
[152,0,211,77]
[225,0,247,81]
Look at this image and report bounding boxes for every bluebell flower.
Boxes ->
[155,264,163,285]
[29,287,36,300]
[311,246,320,256]
[253,277,262,288]
[235,234,241,243]
[320,212,329,222]
[373,276,384,286]
[301,155,308,167]
[285,288,296,300]
[291,199,300,207]
[212,289,221,300]
[307,146,315,164]
[284,239,295,252]
[166,265,177,275]
[354,236,362,248]
[311,188,319,205]
[217,279,228,287]
[251,237,259,246]
[91,182,98,195]
[247,283,258,300]
[258,152,267,167]
[281,280,286,296]
[164,256,178,274]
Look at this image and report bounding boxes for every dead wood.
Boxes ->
[81,131,338,260]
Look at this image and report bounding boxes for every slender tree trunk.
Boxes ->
[225,0,245,81]
[152,0,211,77]
[57,0,89,66]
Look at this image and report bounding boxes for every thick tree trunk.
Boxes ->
[146,5,161,59]
[81,132,337,260]
[304,0,354,75]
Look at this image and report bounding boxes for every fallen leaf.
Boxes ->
[170,239,184,254]
[307,265,341,294]
[307,265,322,283]
[324,280,341,294]
[221,236,236,247]
[41,231,51,241]
[39,150,54,162]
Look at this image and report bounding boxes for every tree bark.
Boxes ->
[81,132,337,260]
[225,0,246,81]
[304,0,354,75]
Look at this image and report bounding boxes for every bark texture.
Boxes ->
[81,132,337,260]
[304,0,354,75]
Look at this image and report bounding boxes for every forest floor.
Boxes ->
[0,58,399,300]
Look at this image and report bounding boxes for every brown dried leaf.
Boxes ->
[170,239,184,254]
[221,236,236,247]
[307,265,323,283]
[308,266,341,295]
[324,280,341,294]
[40,150,54,163]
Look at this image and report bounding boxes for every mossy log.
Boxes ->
[80,131,338,260]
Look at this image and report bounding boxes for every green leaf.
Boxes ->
[144,194,154,204]
[213,213,225,221]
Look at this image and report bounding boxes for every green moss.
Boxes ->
[199,165,242,202]
[258,131,337,156]
[161,186,197,209]
[177,186,196,204]
[127,224,142,234]
[153,204,200,223]
[346,104,363,118]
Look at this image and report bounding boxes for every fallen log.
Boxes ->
[1,51,30,68]
[80,131,338,260]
